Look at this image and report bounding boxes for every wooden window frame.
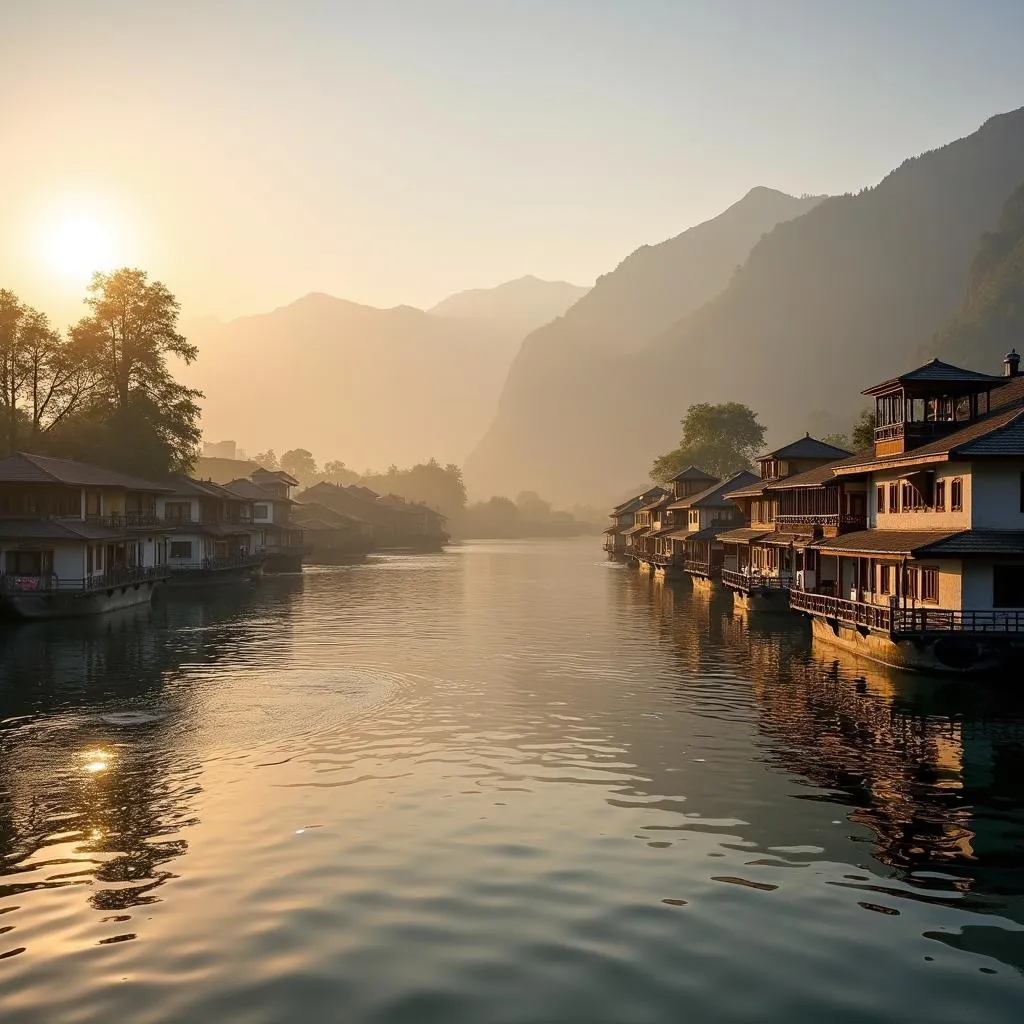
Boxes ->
[879,564,891,595]
[876,485,885,514]
[951,477,963,512]
[934,479,945,511]
[920,566,939,603]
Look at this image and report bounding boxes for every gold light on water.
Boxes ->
[80,749,114,775]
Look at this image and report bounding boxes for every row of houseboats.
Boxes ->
[605,352,1024,674]
[0,454,448,619]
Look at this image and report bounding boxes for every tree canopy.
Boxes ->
[0,271,201,475]
[651,402,765,483]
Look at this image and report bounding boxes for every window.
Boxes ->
[87,546,94,574]
[994,565,1024,608]
[888,482,899,513]
[879,564,892,595]
[903,566,919,600]
[254,504,269,519]
[165,501,191,522]
[935,479,946,511]
[921,567,939,603]
[876,486,885,513]
[951,477,963,512]
[766,500,776,523]
[169,540,193,559]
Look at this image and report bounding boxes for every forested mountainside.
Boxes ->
[465,187,824,499]
[931,179,1024,369]
[467,107,1024,505]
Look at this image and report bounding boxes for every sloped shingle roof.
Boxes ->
[674,470,760,510]
[0,452,172,491]
[668,465,718,484]
[863,358,1005,396]
[758,435,853,462]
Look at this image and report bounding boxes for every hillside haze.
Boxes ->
[188,276,584,471]
[466,107,1024,505]
[429,275,588,336]
[464,187,824,500]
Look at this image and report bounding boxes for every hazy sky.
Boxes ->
[3,0,1024,325]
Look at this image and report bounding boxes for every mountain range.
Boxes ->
[465,107,1024,505]
[186,277,585,472]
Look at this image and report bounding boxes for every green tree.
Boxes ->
[280,448,318,483]
[359,458,467,519]
[850,408,876,454]
[652,402,766,483]
[253,449,279,469]
[515,490,553,521]
[321,459,358,485]
[0,290,94,454]
[820,431,850,451]
[70,269,201,473]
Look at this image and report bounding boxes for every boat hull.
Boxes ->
[167,563,263,588]
[730,587,791,613]
[0,578,163,620]
[808,616,1022,674]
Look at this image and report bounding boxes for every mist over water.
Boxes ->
[1,540,1022,1022]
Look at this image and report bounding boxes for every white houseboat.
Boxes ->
[787,354,1024,672]
[0,453,172,619]
[226,469,306,572]
[161,476,265,586]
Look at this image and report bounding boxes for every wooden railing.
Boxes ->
[684,559,712,577]
[0,566,168,594]
[722,569,789,591]
[789,588,1024,636]
[892,608,1024,635]
[775,513,865,530]
[788,588,893,631]
[168,554,265,572]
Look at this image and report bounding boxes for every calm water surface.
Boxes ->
[1,538,1023,1023]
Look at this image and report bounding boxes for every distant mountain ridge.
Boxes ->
[429,275,588,336]
[186,277,584,472]
[464,187,825,500]
[465,107,1024,505]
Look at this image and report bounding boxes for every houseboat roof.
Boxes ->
[763,455,862,491]
[757,435,852,462]
[168,475,245,501]
[639,492,674,512]
[251,467,300,487]
[0,518,143,542]
[0,452,173,492]
[622,523,649,537]
[292,501,367,528]
[811,528,961,556]
[812,527,1024,558]
[716,527,771,545]
[224,478,299,504]
[614,487,669,514]
[672,470,760,510]
[832,403,1024,476]
[667,465,718,483]
[681,524,728,543]
[862,358,1005,396]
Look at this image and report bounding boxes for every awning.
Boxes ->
[622,524,649,537]
[760,532,804,547]
[716,528,769,544]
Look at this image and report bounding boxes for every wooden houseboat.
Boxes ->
[0,453,172,619]
[160,476,265,586]
[786,354,1024,672]
[618,487,669,566]
[670,471,758,588]
[718,436,854,611]
[630,490,674,573]
[226,469,307,572]
[604,488,665,560]
[291,501,373,563]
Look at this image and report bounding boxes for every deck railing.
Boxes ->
[0,565,168,595]
[891,608,1024,635]
[722,568,789,591]
[86,512,162,528]
[788,587,893,631]
[684,559,712,577]
[789,588,1024,636]
[774,513,865,530]
[168,553,265,572]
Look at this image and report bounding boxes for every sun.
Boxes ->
[41,209,118,282]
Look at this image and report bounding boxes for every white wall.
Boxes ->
[971,461,1024,529]
[871,463,971,530]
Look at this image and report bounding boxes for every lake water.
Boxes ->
[1,538,1023,1023]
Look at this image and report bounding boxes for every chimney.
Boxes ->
[1004,349,1021,377]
